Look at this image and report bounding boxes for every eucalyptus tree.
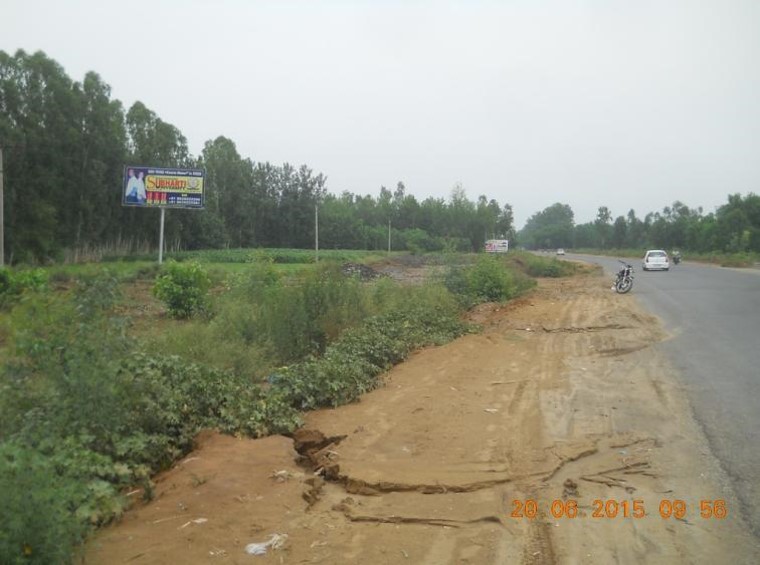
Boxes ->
[520,203,575,249]
[0,50,126,261]
[595,206,612,248]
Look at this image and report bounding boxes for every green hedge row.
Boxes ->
[276,304,468,410]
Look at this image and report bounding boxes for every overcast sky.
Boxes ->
[4,0,759,226]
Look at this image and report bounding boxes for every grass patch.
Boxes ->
[46,261,158,282]
[687,251,759,268]
[504,251,581,278]
[101,247,395,265]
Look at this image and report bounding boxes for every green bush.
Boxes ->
[153,261,211,318]
[277,300,468,410]
[442,265,471,301]
[444,256,519,306]
[0,268,48,308]
[0,348,304,563]
[0,443,89,565]
[117,354,301,440]
[468,256,516,301]
[506,251,578,278]
[0,279,304,556]
[12,269,49,292]
[213,263,370,364]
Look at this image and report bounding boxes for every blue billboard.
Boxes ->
[123,166,205,209]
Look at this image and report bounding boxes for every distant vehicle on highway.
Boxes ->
[642,249,670,271]
[556,248,565,255]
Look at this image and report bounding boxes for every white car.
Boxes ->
[642,249,669,271]
[556,248,565,256]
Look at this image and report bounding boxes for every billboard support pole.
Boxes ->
[158,207,166,264]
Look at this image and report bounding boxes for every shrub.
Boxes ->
[0,281,304,556]
[218,263,369,363]
[9,269,48,292]
[444,256,519,306]
[117,354,302,440]
[0,268,48,308]
[719,252,756,268]
[442,265,471,302]
[153,261,211,318]
[277,302,468,410]
[0,443,89,565]
[506,251,578,278]
[468,256,516,302]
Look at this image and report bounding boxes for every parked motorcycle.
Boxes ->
[613,260,634,293]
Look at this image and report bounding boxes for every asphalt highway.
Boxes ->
[567,253,760,537]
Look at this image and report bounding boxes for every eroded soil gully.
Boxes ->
[292,428,653,498]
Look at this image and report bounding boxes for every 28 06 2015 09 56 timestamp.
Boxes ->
[510,498,728,520]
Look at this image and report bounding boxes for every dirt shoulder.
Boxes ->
[83,273,758,564]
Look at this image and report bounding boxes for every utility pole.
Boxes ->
[315,203,319,263]
[0,145,4,267]
[387,218,391,255]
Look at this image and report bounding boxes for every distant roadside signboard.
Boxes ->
[122,166,205,209]
[485,239,509,253]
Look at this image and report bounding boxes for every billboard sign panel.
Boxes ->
[485,239,509,253]
[123,166,205,209]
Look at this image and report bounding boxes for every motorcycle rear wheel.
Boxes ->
[615,278,633,294]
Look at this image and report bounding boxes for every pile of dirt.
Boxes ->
[386,254,430,267]
[372,256,444,285]
[340,262,383,280]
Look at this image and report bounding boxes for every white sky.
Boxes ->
[4,0,760,226]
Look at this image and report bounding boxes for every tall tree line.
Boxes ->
[519,196,760,253]
[0,50,515,263]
